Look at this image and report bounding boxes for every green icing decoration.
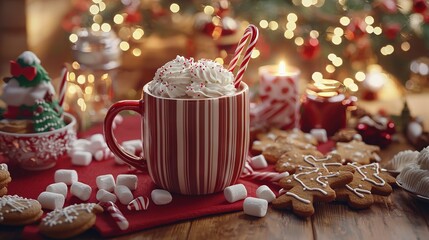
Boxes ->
[32,100,65,133]
[15,58,51,88]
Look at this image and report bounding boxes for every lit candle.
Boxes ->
[300,79,357,136]
[255,61,300,130]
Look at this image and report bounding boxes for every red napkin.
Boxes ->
[2,116,285,238]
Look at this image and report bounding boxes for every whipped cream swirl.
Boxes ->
[149,56,236,98]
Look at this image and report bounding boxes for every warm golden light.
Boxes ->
[278,60,287,76]
[170,3,180,13]
[114,14,124,24]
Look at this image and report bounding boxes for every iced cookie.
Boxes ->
[271,168,353,217]
[0,164,11,193]
[333,140,380,165]
[332,128,361,142]
[335,163,396,209]
[0,195,43,226]
[274,150,328,173]
[39,203,103,239]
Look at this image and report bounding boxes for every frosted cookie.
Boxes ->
[274,150,326,173]
[39,203,103,239]
[0,195,43,226]
[272,168,353,217]
[333,140,380,165]
[335,163,396,209]
[332,128,361,142]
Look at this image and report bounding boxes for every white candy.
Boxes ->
[114,115,124,124]
[256,185,276,203]
[407,121,423,142]
[37,192,65,210]
[114,185,134,205]
[310,128,328,143]
[94,148,113,161]
[96,174,116,192]
[122,140,143,152]
[250,155,268,169]
[72,139,91,150]
[123,145,136,155]
[243,197,268,217]
[54,169,78,185]
[96,189,117,203]
[71,182,92,201]
[88,134,108,154]
[71,151,92,166]
[151,189,172,205]
[224,184,247,203]
[46,182,68,198]
[116,174,138,190]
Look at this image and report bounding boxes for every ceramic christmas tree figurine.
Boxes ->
[0,51,65,133]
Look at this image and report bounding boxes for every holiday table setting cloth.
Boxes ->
[1,115,300,238]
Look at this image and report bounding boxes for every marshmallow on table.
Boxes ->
[114,185,134,205]
[224,184,247,203]
[243,197,268,217]
[250,155,268,169]
[114,156,126,165]
[256,185,276,203]
[96,174,116,192]
[72,139,91,150]
[151,189,172,205]
[94,148,113,161]
[46,182,68,198]
[122,140,142,152]
[71,151,92,166]
[310,128,328,143]
[88,134,108,154]
[55,169,78,185]
[114,146,135,165]
[116,174,138,191]
[71,182,92,201]
[37,192,65,210]
[96,189,117,203]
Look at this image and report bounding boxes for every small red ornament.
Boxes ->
[384,23,401,40]
[36,105,44,114]
[125,10,142,24]
[413,0,428,13]
[356,115,396,148]
[299,38,320,60]
[345,19,366,41]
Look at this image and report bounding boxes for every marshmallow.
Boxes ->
[123,145,136,155]
[243,197,268,217]
[114,185,134,205]
[94,148,113,161]
[72,139,91,150]
[71,151,92,166]
[37,192,65,210]
[114,156,126,165]
[96,174,116,192]
[122,140,143,152]
[224,184,247,203]
[256,185,276,203]
[151,189,172,205]
[46,182,68,198]
[250,155,268,169]
[54,169,78,185]
[310,128,328,143]
[116,174,138,191]
[71,182,92,201]
[114,115,124,124]
[96,189,118,203]
[88,134,108,154]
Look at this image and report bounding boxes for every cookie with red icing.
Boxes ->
[272,168,353,217]
[335,162,396,209]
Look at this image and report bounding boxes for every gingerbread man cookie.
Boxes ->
[0,164,11,196]
[333,140,380,165]
[272,168,353,217]
[335,163,396,209]
[39,203,103,239]
[0,195,43,226]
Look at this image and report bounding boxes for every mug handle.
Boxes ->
[104,100,145,170]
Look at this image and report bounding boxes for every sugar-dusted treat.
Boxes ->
[272,168,353,217]
[148,55,236,99]
[0,195,43,226]
[39,203,103,239]
[333,140,380,165]
[0,51,65,133]
[335,163,396,209]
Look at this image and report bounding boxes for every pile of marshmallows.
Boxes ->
[37,169,173,211]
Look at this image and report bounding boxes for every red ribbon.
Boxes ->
[10,61,37,80]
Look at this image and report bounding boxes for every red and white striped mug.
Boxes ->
[104,82,250,195]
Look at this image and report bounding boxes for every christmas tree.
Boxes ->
[33,100,65,133]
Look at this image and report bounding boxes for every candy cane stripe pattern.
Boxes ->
[241,156,289,183]
[228,24,259,88]
[58,66,68,107]
[127,196,149,211]
[99,201,129,230]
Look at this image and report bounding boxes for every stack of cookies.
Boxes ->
[251,128,396,217]
[0,163,11,196]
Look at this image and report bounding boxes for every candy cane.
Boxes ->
[99,201,129,230]
[241,157,289,183]
[228,24,259,88]
[58,65,68,108]
[127,196,150,211]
